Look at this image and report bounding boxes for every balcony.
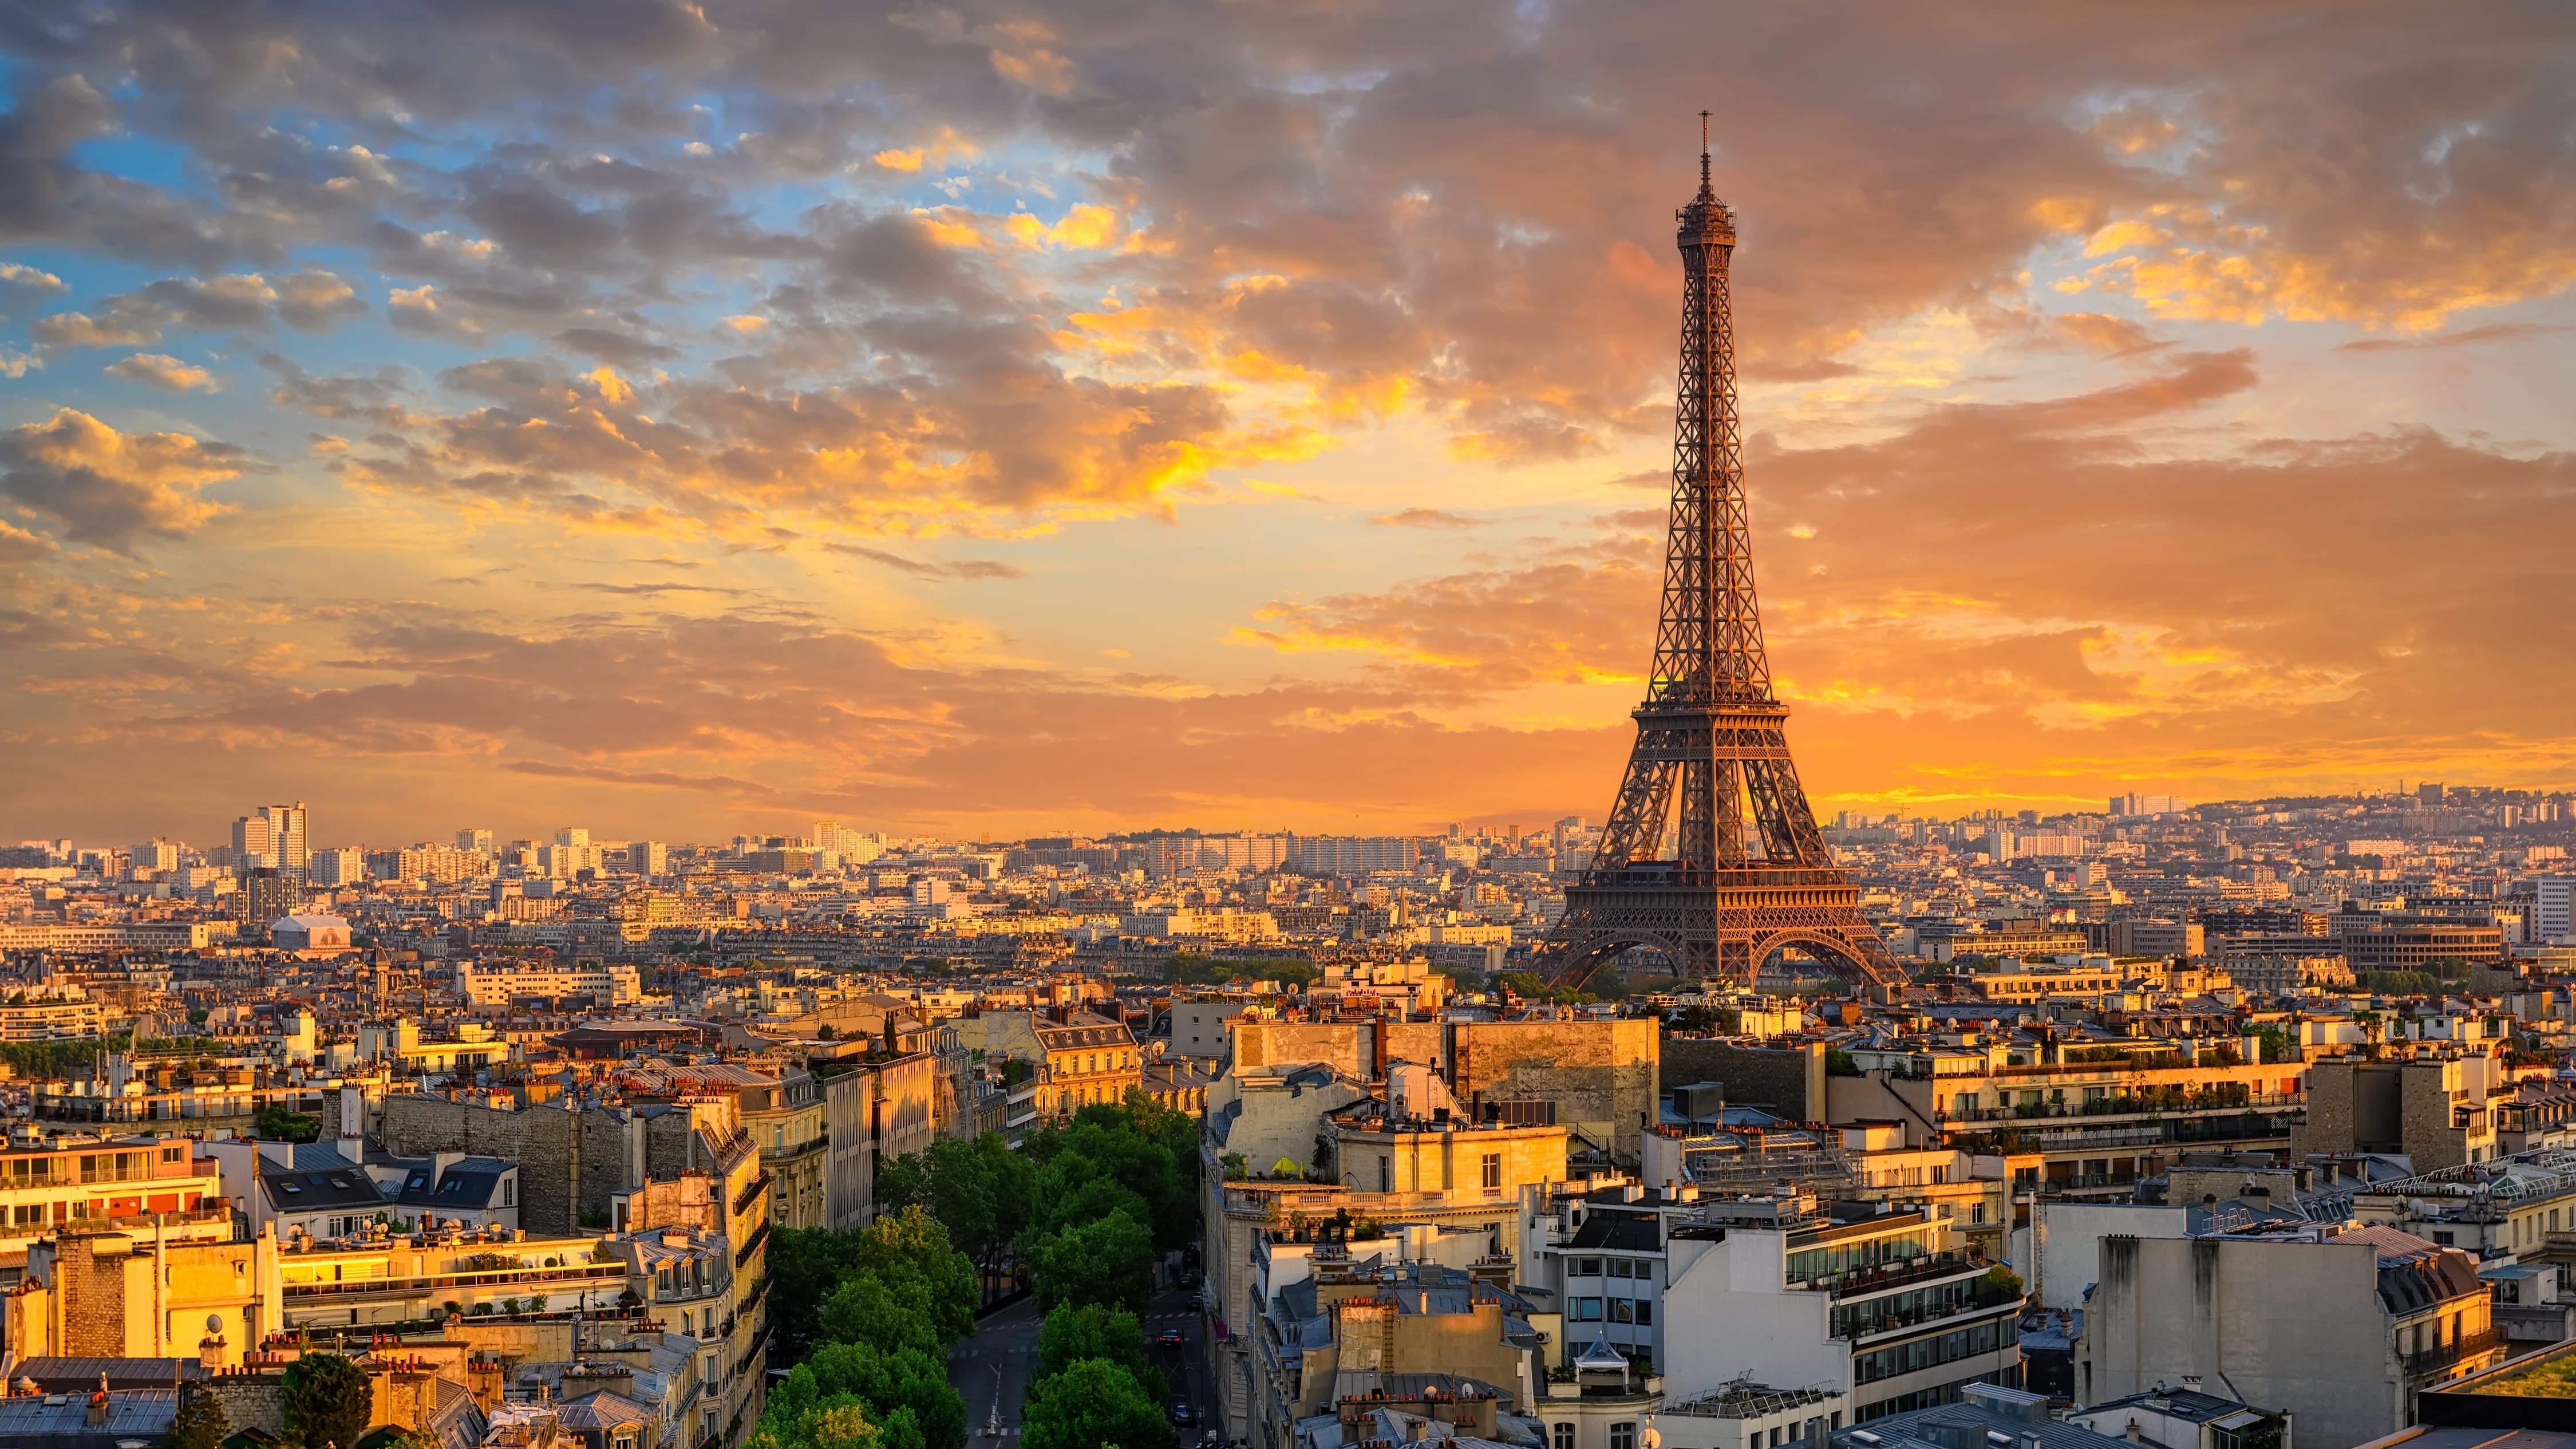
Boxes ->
[1803,1252,1988,1299]
[1835,1281,2023,1342]
[732,1172,772,1217]
[734,1220,769,1268]
[282,1260,626,1301]
[1947,1091,2304,1124]
[2401,1325,2504,1377]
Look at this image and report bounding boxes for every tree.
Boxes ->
[1020,1359,1174,1449]
[789,1206,979,1359]
[1037,1303,1167,1402]
[257,1105,321,1143]
[807,1341,970,1449]
[171,1387,229,1449]
[1028,1207,1156,1314]
[281,1352,373,1449]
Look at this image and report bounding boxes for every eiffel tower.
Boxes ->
[1540,119,1899,991]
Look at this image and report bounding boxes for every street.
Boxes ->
[947,1286,1211,1443]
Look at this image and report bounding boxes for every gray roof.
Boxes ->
[2080,1391,2269,1426]
[260,1159,384,1212]
[557,1392,657,1430]
[1839,1389,2122,1449]
[10,1359,208,1391]
[0,1387,177,1444]
[394,1156,514,1210]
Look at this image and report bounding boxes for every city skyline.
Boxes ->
[3,3,2573,843]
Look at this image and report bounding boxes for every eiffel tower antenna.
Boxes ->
[1538,119,1899,992]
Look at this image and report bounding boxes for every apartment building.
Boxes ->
[459,958,643,1007]
[3,1222,285,1364]
[1247,1246,1556,1449]
[1641,1121,2018,1261]
[0,1130,229,1270]
[1839,1050,2303,1200]
[1518,1185,2024,1423]
[274,1226,627,1328]
[1204,1111,1573,1444]
[2296,1056,2509,1171]
[1229,1015,1661,1163]
[2079,1225,2503,1449]
[981,1007,1142,1117]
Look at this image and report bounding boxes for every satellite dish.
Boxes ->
[206,1313,224,1333]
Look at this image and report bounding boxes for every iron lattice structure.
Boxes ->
[1540,132,1900,992]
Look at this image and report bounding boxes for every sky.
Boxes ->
[2,1,2574,848]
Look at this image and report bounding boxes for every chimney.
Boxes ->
[339,1085,366,1162]
[2125,1423,2142,1446]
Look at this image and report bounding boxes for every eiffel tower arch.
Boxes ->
[1539,121,1901,993]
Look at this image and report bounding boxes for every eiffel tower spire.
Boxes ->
[1540,124,1898,990]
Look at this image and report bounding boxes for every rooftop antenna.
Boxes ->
[1698,110,1713,196]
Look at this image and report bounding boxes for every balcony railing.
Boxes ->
[732,1172,772,1217]
[734,1220,769,1268]
[2402,1325,2504,1376]
[1801,1252,1988,1300]
[1836,1281,2024,1341]
[1946,1091,2304,1124]
[282,1261,626,1300]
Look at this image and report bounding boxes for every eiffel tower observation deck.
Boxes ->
[1540,121,1901,991]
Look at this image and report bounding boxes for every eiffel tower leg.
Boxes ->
[1595,756,1678,872]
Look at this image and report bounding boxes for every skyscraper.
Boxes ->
[230,812,273,869]
[235,867,300,935]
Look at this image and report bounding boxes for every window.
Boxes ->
[775,1127,785,1152]
[1574,1298,1603,1321]
[1378,1158,1391,1193]
[1634,1300,1652,1326]
[503,1178,515,1207]
[682,1309,694,1334]
[162,1147,184,1164]
[1608,1260,1633,1280]
[1552,1425,1574,1449]
[1610,1298,1634,1324]
[1611,1424,1636,1449]
[1572,1258,1603,1277]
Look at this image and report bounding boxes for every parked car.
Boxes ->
[1172,1401,1196,1427]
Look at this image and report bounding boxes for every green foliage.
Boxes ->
[750,1387,892,1449]
[1824,1048,1860,1077]
[1027,1207,1156,1314]
[1490,971,1595,1005]
[873,1132,1033,1277]
[1167,953,1314,989]
[2360,971,2444,997]
[280,1352,373,1449]
[804,1341,969,1449]
[257,1105,322,1143]
[1038,1303,1167,1402]
[172,1387,230,1449]
[777,1206,979,1362]
[1018,1358,1174,1449]
[1023,1091,1198,1254]
[1983,1264,2024,1296]
[0,1036,151,1079]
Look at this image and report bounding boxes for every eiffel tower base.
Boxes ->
[1546,868,1900,988]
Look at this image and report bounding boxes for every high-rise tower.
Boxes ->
[1540,122,1899,990]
